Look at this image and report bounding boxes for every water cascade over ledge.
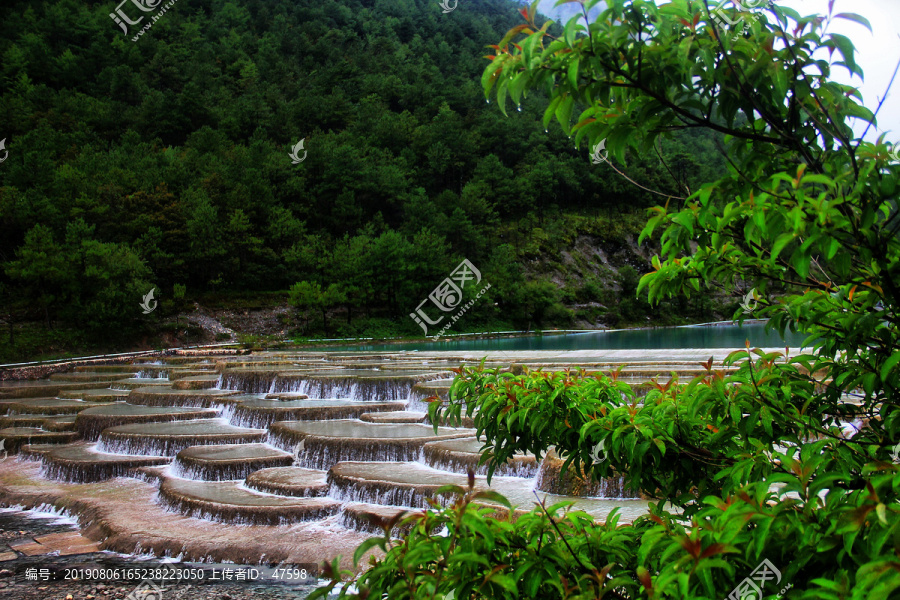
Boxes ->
[0,346,768,567]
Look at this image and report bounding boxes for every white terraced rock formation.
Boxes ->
[0,348,788,568]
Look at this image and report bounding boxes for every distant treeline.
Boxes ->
[0,0,726,340]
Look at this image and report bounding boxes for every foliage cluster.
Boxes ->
[312,0,900,598]
[0,0,724,349]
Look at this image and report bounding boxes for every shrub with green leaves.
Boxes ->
[316,474,647,600]
[312,0,899,598]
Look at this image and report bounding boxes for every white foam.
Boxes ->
[0,503,80,526]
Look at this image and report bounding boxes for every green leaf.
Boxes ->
[353,536,386,566]
[436,484,468,496]
[481,56,508,97]
[447,552,491,567]
[833,12,873,32]
[472,490,513,509]
[881,352,900,381]
[563,13,582,46]
[567,57,580,90]
[555,94,574,133]
[486,573,518,593]
[544,95,562,130]
[497,78,509,116]
[827,33,858,74]
[508,71,529,106]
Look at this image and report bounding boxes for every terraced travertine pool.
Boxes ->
[0,348,788,572]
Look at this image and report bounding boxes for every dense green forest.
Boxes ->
[0,0,728,359]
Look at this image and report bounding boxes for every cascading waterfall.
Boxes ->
[407,380,453,412]
[135,370,170,380]
[39,443,171,483]
[405,395,431,413]
[169,459,289,482]
[96,419,266,457]
[534,448,642,499]
[228,408,273,430]
[96,435,249,457]
[0,349,680,548]
[422,445,538,478]
[169,444,292,482]
[337,507,417,536]
[328,479,433,510]
[216,371,278,393]
[272,374,441,403]
[157,495,324,526]
[214,402,239,425]
[268,433,426,471]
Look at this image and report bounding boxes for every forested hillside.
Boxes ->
[0,0,727,359]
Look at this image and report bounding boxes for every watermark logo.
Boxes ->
[110,0,180,42]
[0,439,7,462]
[126,579,165,600]
[890,441,900,464]
[590,139,608,164]
[110,0,159,34]
[292,440,305,466]
[888,144,900,164]
[438,0,458,13]
[140,288,158,314]
[727,558,789,600]
[0,138,8,164]
[289,139,307,164]
[739,288,759,314]
[410,259,490,337]
[710,0,771,41]
[589,439,608,463]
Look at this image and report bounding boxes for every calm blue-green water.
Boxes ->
[320,322,810,352]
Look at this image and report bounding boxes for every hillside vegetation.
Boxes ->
[0,0,727,360]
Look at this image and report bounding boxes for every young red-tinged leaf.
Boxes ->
[864,281,884,294]
[637,566,653,592]
[528,0,539,22]
[846,504,875,528]
[676,536,702,559]
[571,117,596,132]
[698,543,729,560]
[498,24,532,49]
